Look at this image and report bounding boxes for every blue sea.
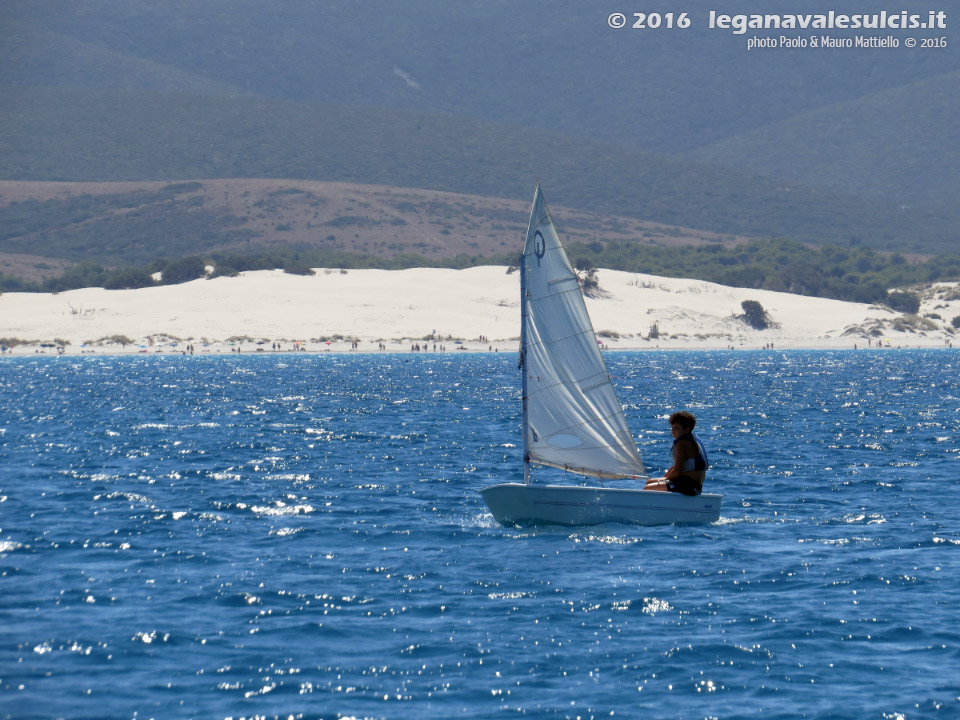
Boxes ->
[2,351,958,719]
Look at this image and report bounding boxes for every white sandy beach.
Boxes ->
[1,267,958,355]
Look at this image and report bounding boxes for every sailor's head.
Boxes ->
[668,411,696,433]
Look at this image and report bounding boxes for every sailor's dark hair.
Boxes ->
[669,411,696,430]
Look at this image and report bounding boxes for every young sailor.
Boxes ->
[644,411,709,495]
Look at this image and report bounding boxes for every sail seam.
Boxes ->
[528,282,584,301]
[527,371,611,396]
[525,326,600,350]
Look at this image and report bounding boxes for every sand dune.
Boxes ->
[2,267,957,354]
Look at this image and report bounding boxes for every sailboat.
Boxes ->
[480,185,722,526]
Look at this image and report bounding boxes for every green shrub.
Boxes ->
[741,300,769,329]
[884,291,920,314]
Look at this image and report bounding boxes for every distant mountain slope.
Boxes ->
[2,0,957,208]
[0,88,954,255]
[694,70,960,207]
[0,16,248,97]
[1,0,958,259]
[4,1,954,152]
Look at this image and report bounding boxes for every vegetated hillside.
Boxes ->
[1,0,958,252]
[0,87,955,256]
[693,69,960,208]
[0,179,744,280]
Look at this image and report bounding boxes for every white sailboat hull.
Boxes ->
[481,483,722,527]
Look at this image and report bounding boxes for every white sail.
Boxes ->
[520,185,647,480]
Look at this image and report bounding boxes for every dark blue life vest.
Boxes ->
[675,432,709,473]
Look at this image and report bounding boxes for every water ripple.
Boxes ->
[1,351,958,718]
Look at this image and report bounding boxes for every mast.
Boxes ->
[519,249,530,485]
